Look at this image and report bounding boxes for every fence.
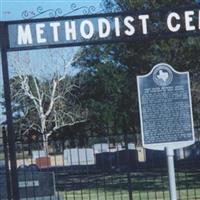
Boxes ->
[0,126,200,200]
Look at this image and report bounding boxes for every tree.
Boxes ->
[9,48,87,152]
[73,0,200,142]
[74,45,140,136]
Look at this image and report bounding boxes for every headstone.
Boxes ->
[64,148,95,166]
[137,63,195,150]
[93,143,109,154]
[18,171,57,200]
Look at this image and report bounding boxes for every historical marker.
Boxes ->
[137,63,195,200]
[137,63,195,150]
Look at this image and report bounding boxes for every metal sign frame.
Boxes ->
[3,4,200,52]
[137,63,195,151]
[0,4,200,200]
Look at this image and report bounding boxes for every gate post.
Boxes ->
[2,126,11,200]
[0,22,20,200]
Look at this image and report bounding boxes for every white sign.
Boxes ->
[7,7,200,50]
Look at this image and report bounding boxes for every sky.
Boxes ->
[0,0,102,123]
[0,0,102,21]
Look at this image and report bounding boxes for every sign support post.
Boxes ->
[137,63,195,200]
[166,147,177,200]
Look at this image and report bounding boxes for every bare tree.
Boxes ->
[9,48,87,152]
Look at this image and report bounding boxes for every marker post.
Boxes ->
[166,147,177,200]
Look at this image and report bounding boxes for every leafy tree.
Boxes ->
[73,0,200,142]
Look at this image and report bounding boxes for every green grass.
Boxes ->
[58,170,200,200]
[63,188,200,200]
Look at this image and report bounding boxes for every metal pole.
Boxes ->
[124,131,133,200]
[2,126,11,200]
[0,22,20,200]
[166,147,177,200]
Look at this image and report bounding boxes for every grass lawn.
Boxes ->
[58,170,200,200]
[63,188,200,200]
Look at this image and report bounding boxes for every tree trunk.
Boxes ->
[40,114,48,154]
[42,134,48,155]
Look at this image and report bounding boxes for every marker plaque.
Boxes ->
[137,63,195,150]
